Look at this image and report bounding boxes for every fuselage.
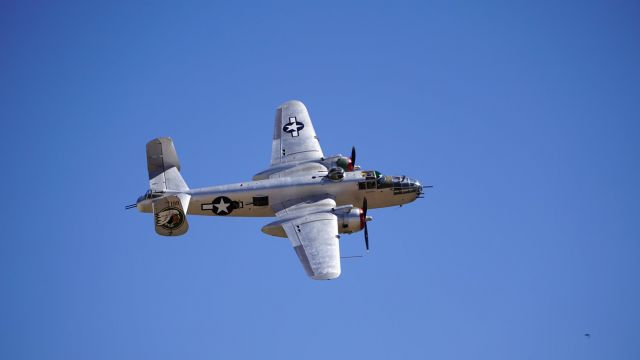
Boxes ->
[137,170,422,217]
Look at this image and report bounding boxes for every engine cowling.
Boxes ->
[327,167,345,181]
[337,208,366,234]
[335,156,354,171]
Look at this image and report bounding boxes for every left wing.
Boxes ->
[270,100,324,166]
[275,197,341,280]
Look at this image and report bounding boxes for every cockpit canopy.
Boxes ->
[359,170,390,189]
[359,170,422,194]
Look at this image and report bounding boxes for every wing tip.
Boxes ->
[311,271,341,280]
[278,99,306,110]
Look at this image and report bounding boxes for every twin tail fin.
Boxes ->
[146,137,190,236]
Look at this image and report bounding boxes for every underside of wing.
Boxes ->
[271,100,324,166]
[282,212,341,280]
[275,197,341,280]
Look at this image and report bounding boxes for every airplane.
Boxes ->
[129,100,424,280]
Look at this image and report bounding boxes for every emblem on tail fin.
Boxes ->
[283,117,304,137]
[155,207,185,229]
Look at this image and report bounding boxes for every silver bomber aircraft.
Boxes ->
[130,100,423,280]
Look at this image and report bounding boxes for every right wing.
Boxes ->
[275,197,341,280]
[270,100,324,166]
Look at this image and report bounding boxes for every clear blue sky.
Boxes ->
[1,1,639,359]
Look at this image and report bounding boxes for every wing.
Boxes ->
[271,100,324,166]
[276,197,341,280]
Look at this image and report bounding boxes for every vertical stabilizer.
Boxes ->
[146,137,189,192]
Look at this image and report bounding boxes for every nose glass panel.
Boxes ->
[412,179,423,195]
[392,176,421,195]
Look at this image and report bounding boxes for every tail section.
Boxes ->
[146,137,189,192]
[146,137,190,236]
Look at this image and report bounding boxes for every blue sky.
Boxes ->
[1,1,639,359]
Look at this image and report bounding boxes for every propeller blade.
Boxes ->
[363,197,369,251]
[351,146,356,166]
[363,197,368,216]
[364,222,369,251]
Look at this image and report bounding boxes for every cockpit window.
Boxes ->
[361,170,390,189]
[377,175,393,189]
[358,171,418,193]
[363,171,375,180]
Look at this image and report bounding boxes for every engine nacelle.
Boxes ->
[327,167,345,181]
[337,208,365,234]
[320,155,354,172]
[335,156,353,171]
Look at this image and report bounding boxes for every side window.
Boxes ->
[253,196,269,206]
[358,182,366,190]
[366,180,377,189]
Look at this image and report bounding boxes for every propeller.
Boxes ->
[363,197,369,251]
[350,146,356,171]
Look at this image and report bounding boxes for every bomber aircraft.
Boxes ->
[129,100,423,280]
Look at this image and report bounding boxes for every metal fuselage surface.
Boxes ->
[137,170,420,217]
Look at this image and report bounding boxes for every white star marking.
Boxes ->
[284,117,302,137]
[214,198,230,213]
[284,122,298,132]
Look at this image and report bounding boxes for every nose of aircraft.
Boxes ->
[407,178,422,196]
[391,176,423,196]
[412,178,423,195]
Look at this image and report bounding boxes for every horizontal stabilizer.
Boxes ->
[152,194,190,236]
